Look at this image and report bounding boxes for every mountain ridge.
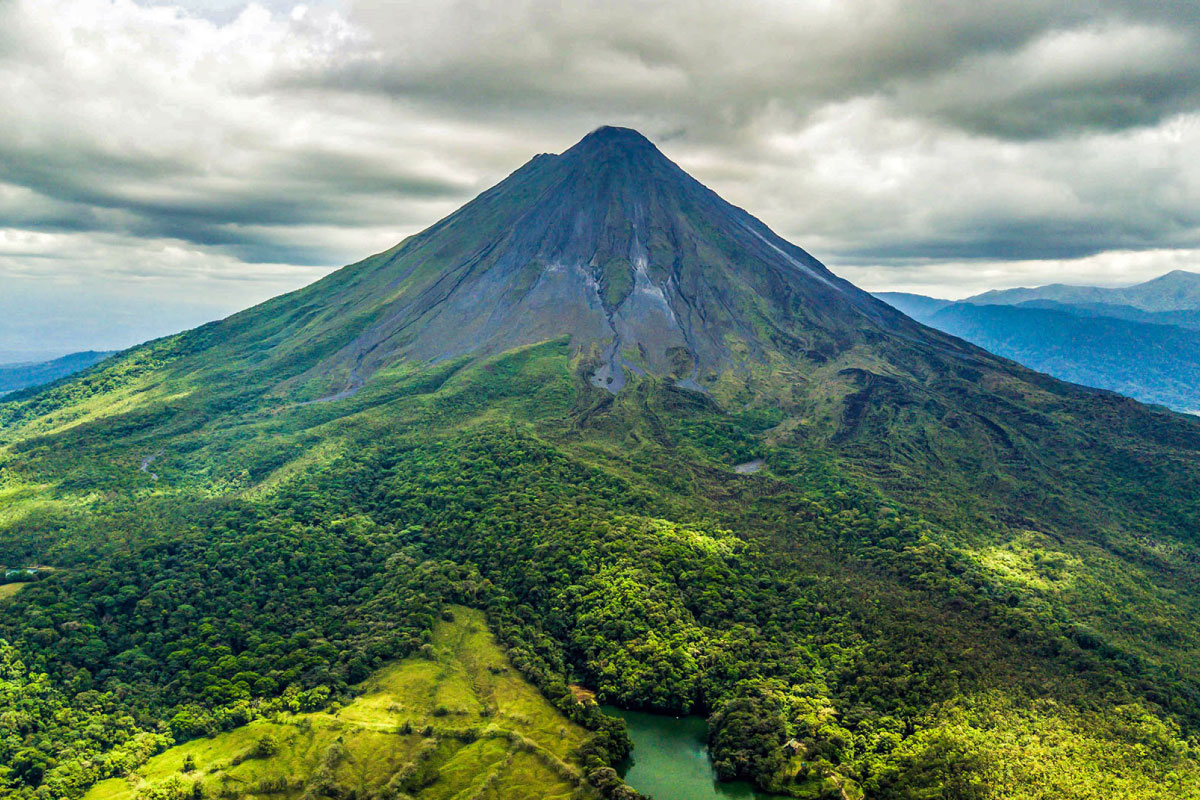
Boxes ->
[966,269,1200,312]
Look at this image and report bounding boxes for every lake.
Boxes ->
[603,706,776,800]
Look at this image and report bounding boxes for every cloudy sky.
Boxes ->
[2,0,1199,355]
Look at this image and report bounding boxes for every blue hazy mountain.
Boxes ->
[966,270,1200,312]
[0,350,115,397]
[1009,299,1200,330]
[878,280,1200,412]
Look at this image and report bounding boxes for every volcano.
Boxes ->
[201,126,1200,488]
[317,125,908,393]
[221,125,965,402]
[4,128,1200,800]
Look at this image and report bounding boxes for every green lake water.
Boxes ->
[604,706,776,800]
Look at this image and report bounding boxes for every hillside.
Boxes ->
[878,292,1200,411]
[3,128,1200,800]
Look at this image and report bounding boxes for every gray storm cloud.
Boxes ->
[0,0,1199,352]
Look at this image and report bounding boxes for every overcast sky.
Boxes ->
[2,0,1199,355]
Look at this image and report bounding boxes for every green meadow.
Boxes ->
[84,607,597,800]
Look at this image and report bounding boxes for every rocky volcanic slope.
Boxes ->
[198,127,959,400]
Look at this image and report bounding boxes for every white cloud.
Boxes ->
[838,248,1200,300]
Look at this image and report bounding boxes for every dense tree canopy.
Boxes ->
[1,341,1199,798]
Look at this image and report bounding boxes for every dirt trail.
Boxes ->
[300,365,364,406]
[139,452,160,481]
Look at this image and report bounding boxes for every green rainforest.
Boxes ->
[3,128,1200,799]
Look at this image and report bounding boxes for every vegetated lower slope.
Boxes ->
[2,128,1200,800]
[0,351,115,397]
[82,607,601,800]
[877,292,1200,411]
[967,269,1200,312]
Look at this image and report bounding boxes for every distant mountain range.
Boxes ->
[878,270,1200,412]
[969,269,1200,312]
[0,350,114,397]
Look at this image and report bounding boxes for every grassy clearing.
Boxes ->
[84,606,596,800]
